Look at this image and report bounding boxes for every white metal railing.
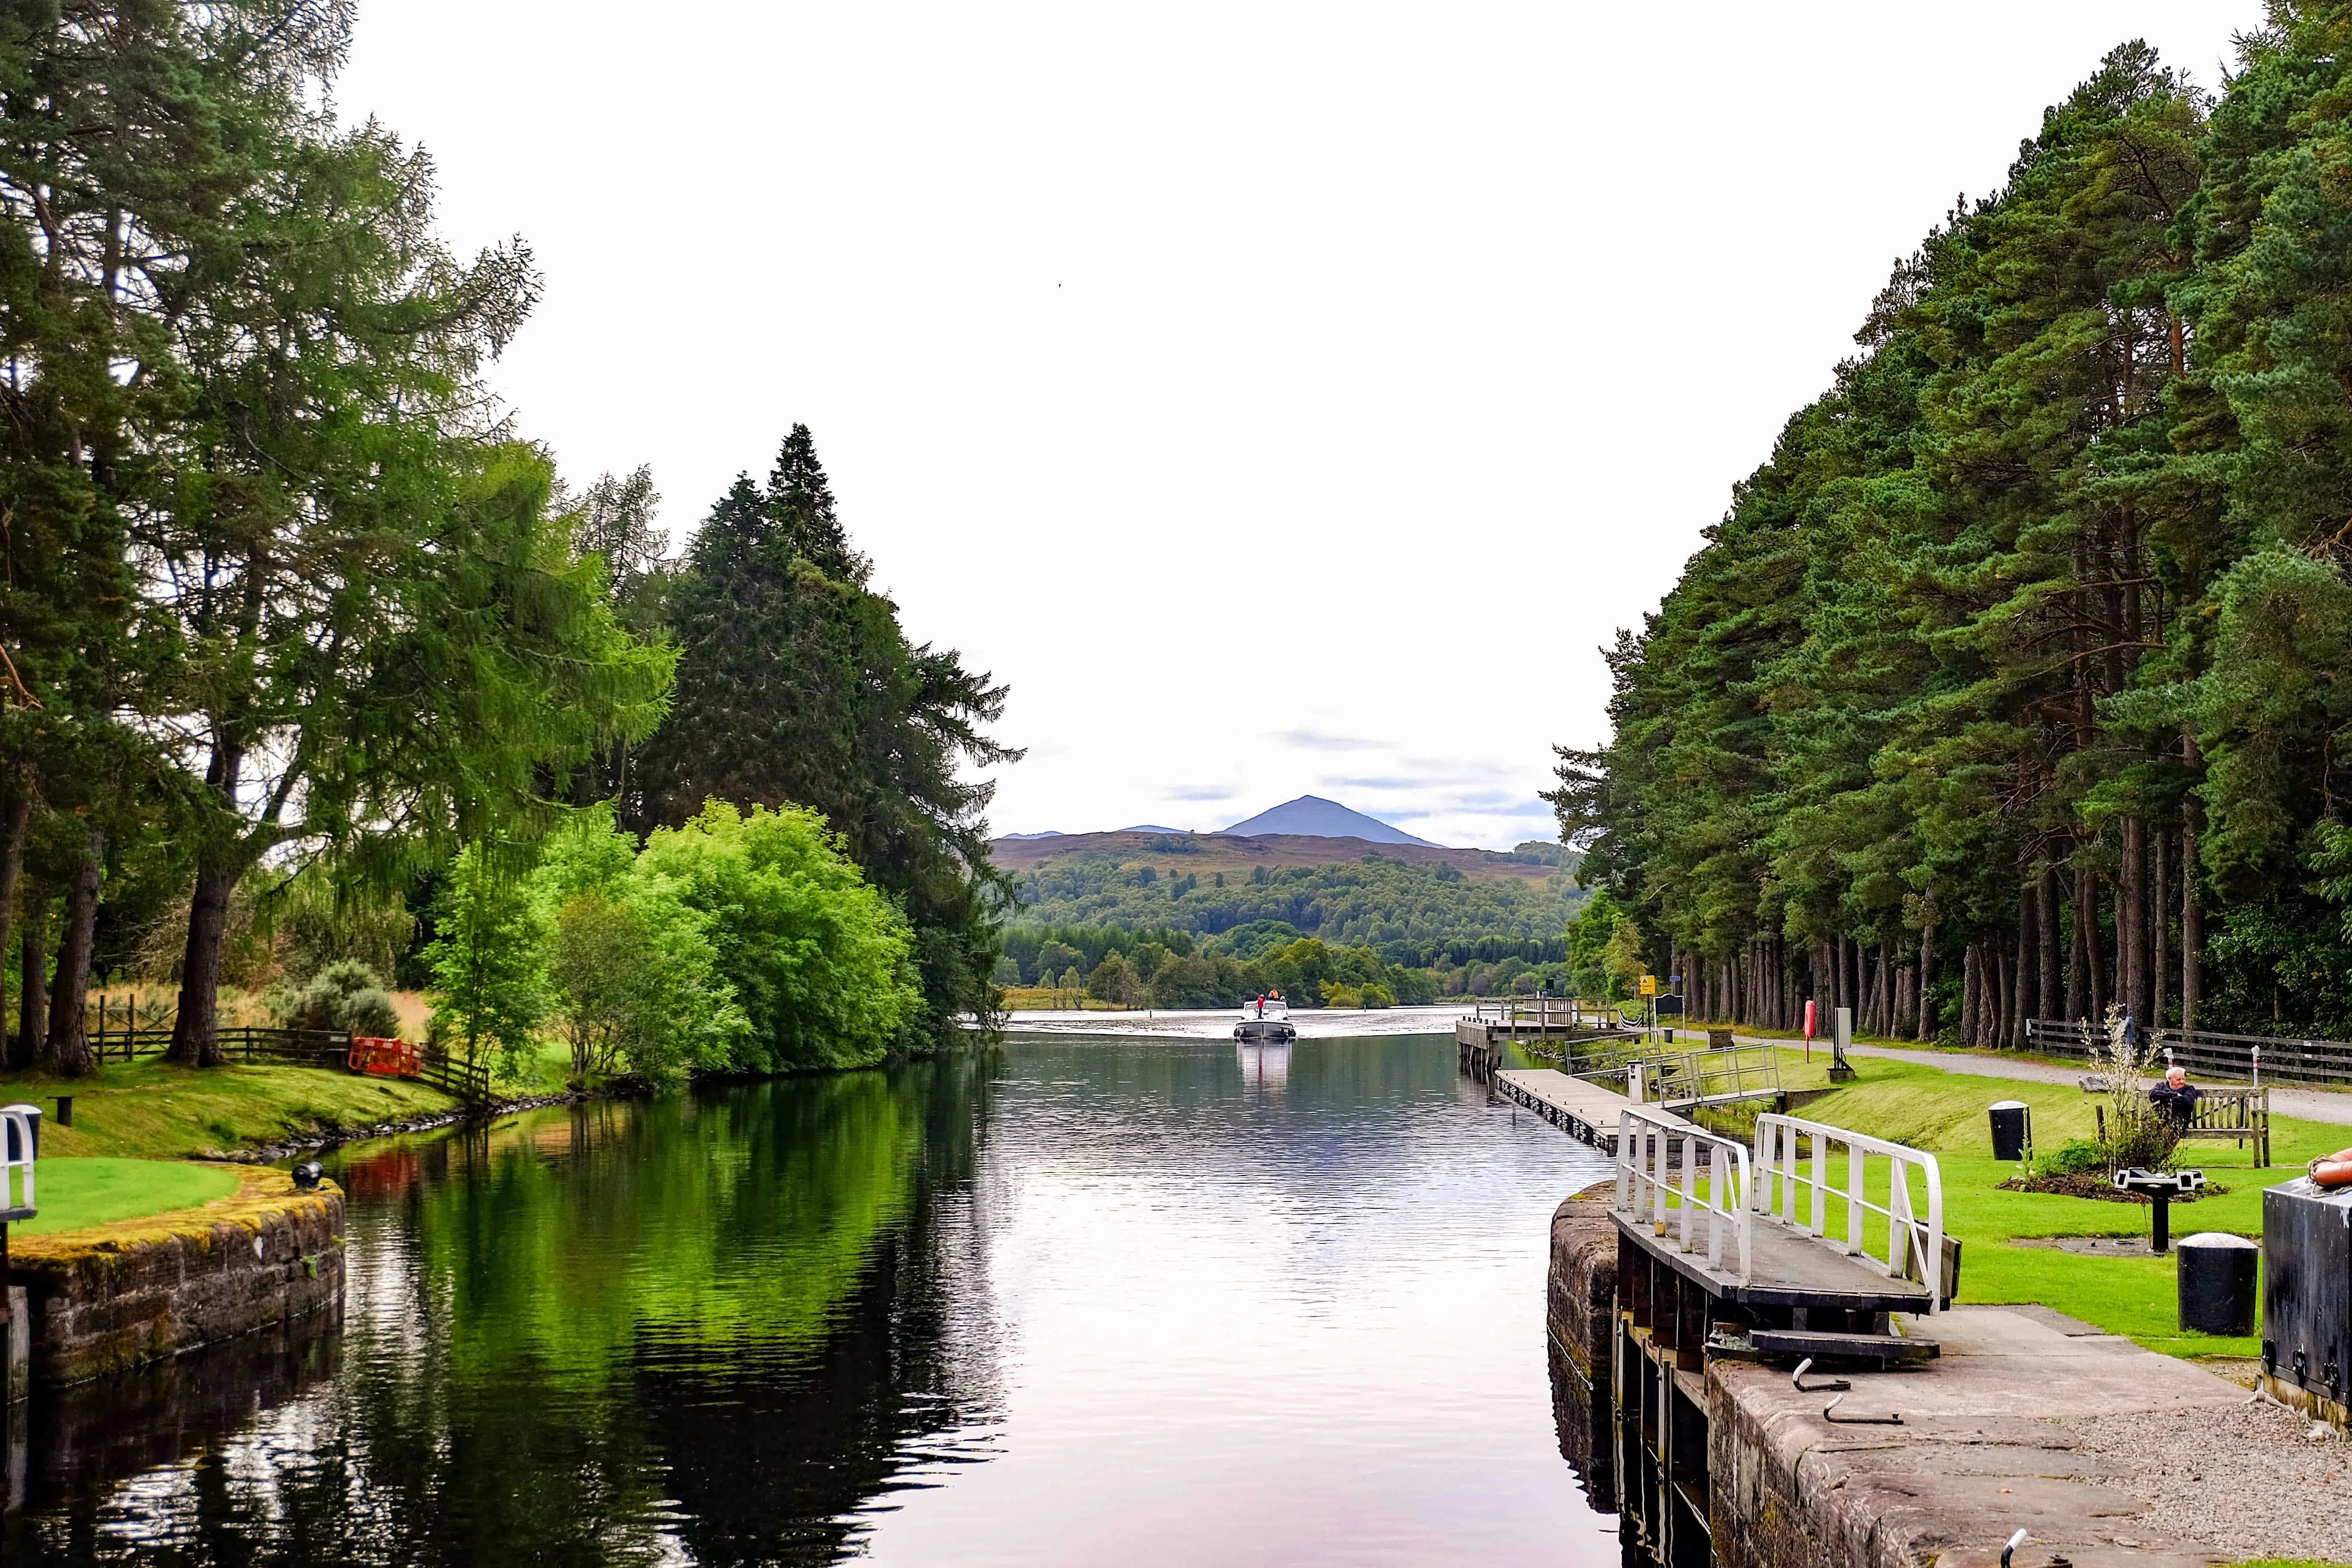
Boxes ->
[1614,1108,1752,1282]
[1752,1113,1943,1310]
[0,1102,37,1218]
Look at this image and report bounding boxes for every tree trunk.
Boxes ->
[2037,865,2062,1023]
[2182,821,2203,1034]
[1917,911,1938,1042]
[168,849,237,1068]
[2016,885,2038,1047]
[2084,873,2109,1024]
[2152,826,2169,1031]
[16,881,49,1073]
[2121,815,2149,1029]
[1996,945,2014,1050]
[0,785,27,1066]
[42,824,100,1078]
[2066,867,2090,1024]
[1961,941,1981,1047]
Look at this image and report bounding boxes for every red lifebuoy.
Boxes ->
[2311,1149,2352,1188]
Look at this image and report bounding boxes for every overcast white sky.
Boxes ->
[337,1,2258,849]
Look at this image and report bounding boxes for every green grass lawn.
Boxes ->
[11,1156,241,1236]
[1688,1049,2340,1359]
[0,1058,456,1161]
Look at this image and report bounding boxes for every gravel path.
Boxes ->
[2058,1395,2352,1558]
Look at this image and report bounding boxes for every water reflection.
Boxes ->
[1236,1039,1291,1093]
[3,1034,1618,1565]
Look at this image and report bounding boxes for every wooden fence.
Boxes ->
[2024,1017,2352,1090]
[84,1021,492,1102]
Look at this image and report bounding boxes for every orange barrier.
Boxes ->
[348,1036,420,1079]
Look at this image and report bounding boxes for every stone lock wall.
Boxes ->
[1548,1181,1619,1492]
[9,1168,344,1387]
[1548,1180,1618,1381]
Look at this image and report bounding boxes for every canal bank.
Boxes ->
[1551,1184,2352,1565]
[7,1165,343,1392]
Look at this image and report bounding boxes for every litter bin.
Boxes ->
[1989,1100,2032,1162]
[2178,1231,2259,1335]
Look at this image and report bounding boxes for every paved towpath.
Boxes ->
[1721,1030,2352,1132]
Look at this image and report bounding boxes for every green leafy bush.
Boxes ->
[275,960,401,1037]
[2038,1139,2107,1176]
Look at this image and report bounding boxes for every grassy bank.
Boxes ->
[0,1059,456,1162]
[1693,1047,2331,1359]
[12,1157,242,1236]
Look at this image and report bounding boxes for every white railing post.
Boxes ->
[1614,1108,1753,1285]
[1679,1135,1698,1250]
[1846,1140,1864,1256]
[1809,1127,1827,1238]
[0,1102,39,1217]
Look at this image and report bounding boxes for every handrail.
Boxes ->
[1,1102,38,1218]
[1614,1108,1752,1282]
[1752,1113,1944,1310]
[1626,1041,1781,1109]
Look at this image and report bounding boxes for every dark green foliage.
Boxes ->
[629,426,1017,1051]
[0,1,674,1071]
[2037,1138,2109,1176]
[1558,24,2352,1045]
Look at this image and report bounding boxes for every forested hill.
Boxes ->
[995,832,1583,967]
[1556,28,2352,1047]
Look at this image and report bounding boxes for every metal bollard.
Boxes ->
[2177,1232,2258,1335]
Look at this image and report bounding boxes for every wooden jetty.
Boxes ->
[1493,1068,1671,1153]
[1455,1005,1642,1082]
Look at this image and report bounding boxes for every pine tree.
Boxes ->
[633,426,1020,1048]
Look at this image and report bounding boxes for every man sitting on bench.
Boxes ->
[2149,1066,2201,1128]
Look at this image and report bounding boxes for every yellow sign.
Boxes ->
[1638,975,1656,996]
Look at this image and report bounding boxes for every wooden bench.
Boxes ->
[2088,1083,2273,1167]
[2180,1086,2272,1167]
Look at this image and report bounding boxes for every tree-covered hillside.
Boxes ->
[1557,19,2352,1046]
[1005,844,1583,969]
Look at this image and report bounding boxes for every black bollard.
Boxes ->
[2178,1232,2259,1335]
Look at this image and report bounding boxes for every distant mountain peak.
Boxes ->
[1119,824,1191,834]
[1221,795,1439,847]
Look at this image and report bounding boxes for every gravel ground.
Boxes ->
[2058,1395,2352,1558]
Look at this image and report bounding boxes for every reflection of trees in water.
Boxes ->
[1,1054,1002,1566]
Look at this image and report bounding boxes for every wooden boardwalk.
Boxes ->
[1494,1068,1680,1152]
[1617,1211,1934,1313]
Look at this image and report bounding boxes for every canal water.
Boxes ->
[4,1029,1619,1565]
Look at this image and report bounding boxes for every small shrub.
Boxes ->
[277,960,400,1037]
[2038,1138,2107,1176]
[340,987,401,1040]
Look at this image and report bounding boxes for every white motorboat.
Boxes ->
[1235,992,1295,1042]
